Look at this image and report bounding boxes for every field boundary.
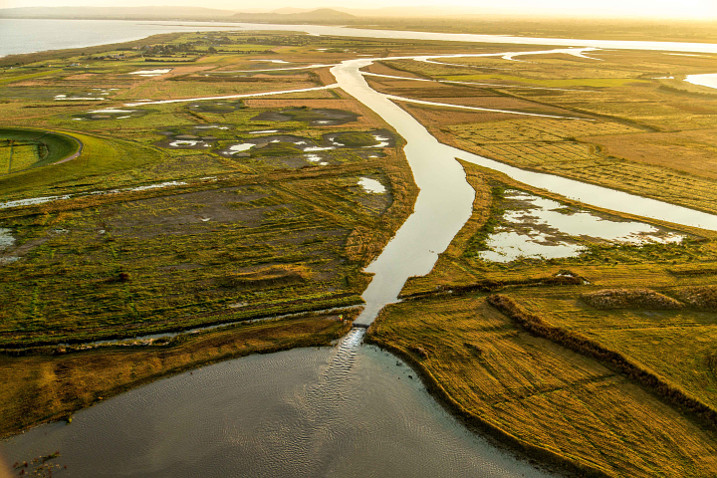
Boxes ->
[486,293,717,429]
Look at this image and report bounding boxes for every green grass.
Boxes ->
[0,69,57,86]
[331,131,379,147]
[0,128,80,175]
[0,131,166,198]
[0,143,38,173]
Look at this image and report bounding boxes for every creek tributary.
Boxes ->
[331,53,717,326]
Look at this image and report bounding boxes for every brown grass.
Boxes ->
[581,288,685,310]
[368,296,717,478]
[585,129,717,179]
[674,286,717,310]
[488,293,717,427]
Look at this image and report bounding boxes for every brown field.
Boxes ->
[584,128,717,179]
[368,296,717,478]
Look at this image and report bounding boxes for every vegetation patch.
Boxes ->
[487,293,717,428]
[674,286,717,311]
[252,107,359,126]
[581,288,685,310]
[188,99,244,113]
[216,265,310,289]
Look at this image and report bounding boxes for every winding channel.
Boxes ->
[3,27,717,477]
[330,52,717,325]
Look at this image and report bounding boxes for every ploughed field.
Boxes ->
[1,28,717,478]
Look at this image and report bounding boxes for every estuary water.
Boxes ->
[3,18,717,58]
[0,19,246,57]
[0,332,552,478]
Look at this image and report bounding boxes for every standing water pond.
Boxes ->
[478,190,684,263]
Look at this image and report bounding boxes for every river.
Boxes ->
[333,53,717,325]
[2,20,717,477]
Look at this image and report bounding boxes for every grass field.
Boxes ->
[375,51,717,213]
[0,128,80,175]
[0,136,413,347]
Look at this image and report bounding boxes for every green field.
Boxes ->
[0,128,80,175]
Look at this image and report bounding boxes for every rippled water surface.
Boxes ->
[0,332,552,477]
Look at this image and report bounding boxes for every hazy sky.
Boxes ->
[2,0,716,20]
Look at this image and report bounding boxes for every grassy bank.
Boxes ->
[0,128,80,174]
[367,296,717,477]
[0,312,352,438]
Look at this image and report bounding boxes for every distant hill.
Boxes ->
[233,8,357,25]
[0,6,236,20]
[0,6,359,24]
[271,8,312,15]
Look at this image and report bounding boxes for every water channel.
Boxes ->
[333,53,717,325]
[3,23,717,477]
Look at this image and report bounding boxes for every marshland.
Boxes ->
[1,16,716,477]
